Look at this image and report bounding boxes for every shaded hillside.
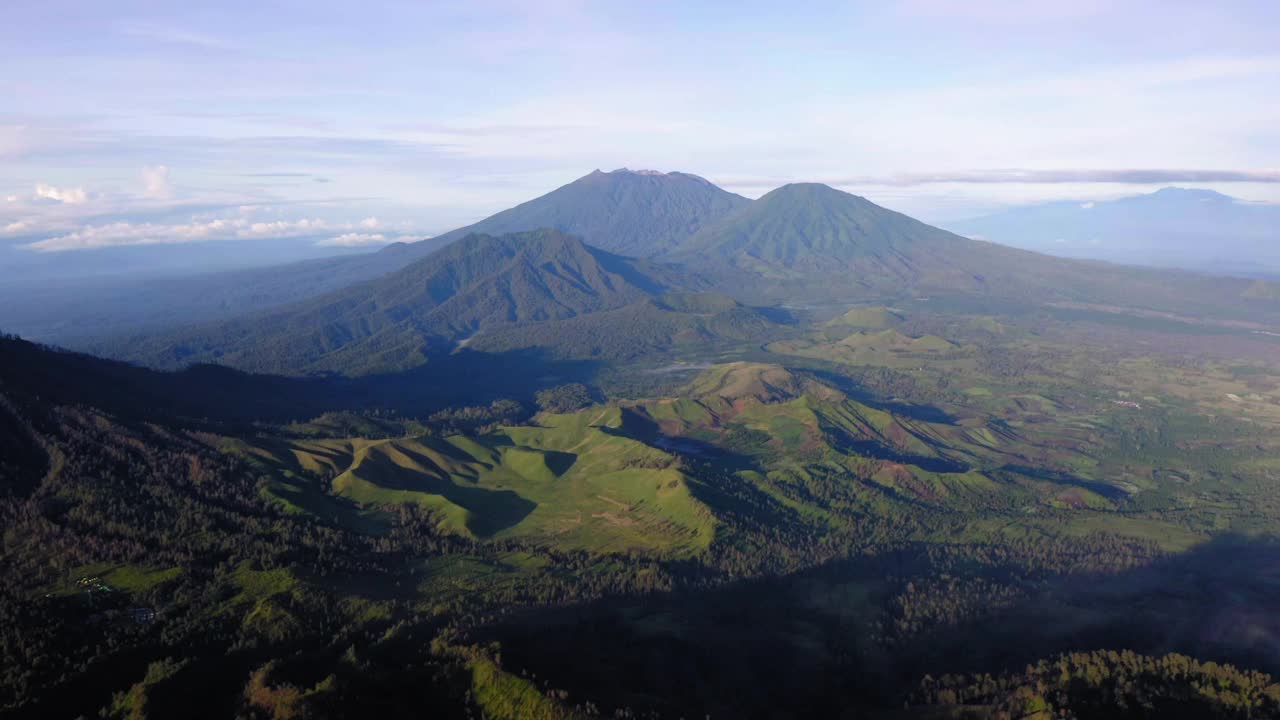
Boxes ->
[0,333,330,424]
[0,242,433,346]
[114,230,688,375]
[425,168,751,257]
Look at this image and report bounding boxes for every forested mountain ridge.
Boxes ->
[110,229,693,375]
[98,178,1280,380]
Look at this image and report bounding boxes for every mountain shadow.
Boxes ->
[0,334,602,427]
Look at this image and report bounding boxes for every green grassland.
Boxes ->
[768,329,964,370]
[235,408,715,556]
[232,342,1280,567]
[763,302,1280,483]
[43,563,182,599]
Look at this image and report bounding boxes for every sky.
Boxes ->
[2,0,1278,267]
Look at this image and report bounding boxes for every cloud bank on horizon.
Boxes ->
[1,0,1278,255]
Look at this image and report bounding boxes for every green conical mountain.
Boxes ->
[122,230,683,375]
[677,183,1280,315]
[678,183,964,269]
[676,183,1007,288]
[422,168,751,258]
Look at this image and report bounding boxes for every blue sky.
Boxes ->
[2,0,1278,259]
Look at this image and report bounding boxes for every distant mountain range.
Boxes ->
[947,187,1280,276]
[0,169,747,344]
[671,182,1273,316]
[100,177,1280,377]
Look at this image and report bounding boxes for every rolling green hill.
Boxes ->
[240,406,715,554]
[826,306,904,329]
[675,182,976,276]
[115,230,692,375]
[231,360,1063,546]
[617,362,1150,514]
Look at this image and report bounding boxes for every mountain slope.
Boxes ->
[468,291,787,359]
[117,230,685,375]
[423,168,751,257]
[947,187,1280,276]
[677,182,970,271]
[676,183,1280,318]
[673,182,1049,295]
[5,170,744,349]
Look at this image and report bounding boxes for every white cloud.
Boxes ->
[35,183,87,204]
[317,232,388,247]
[4,195,16,203]
[20,216,338,252]
[245,218,328,236]
[1080,202,1095,209]
[141,165,173,199]
[3,221,31,233]
[359,216,379,229]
